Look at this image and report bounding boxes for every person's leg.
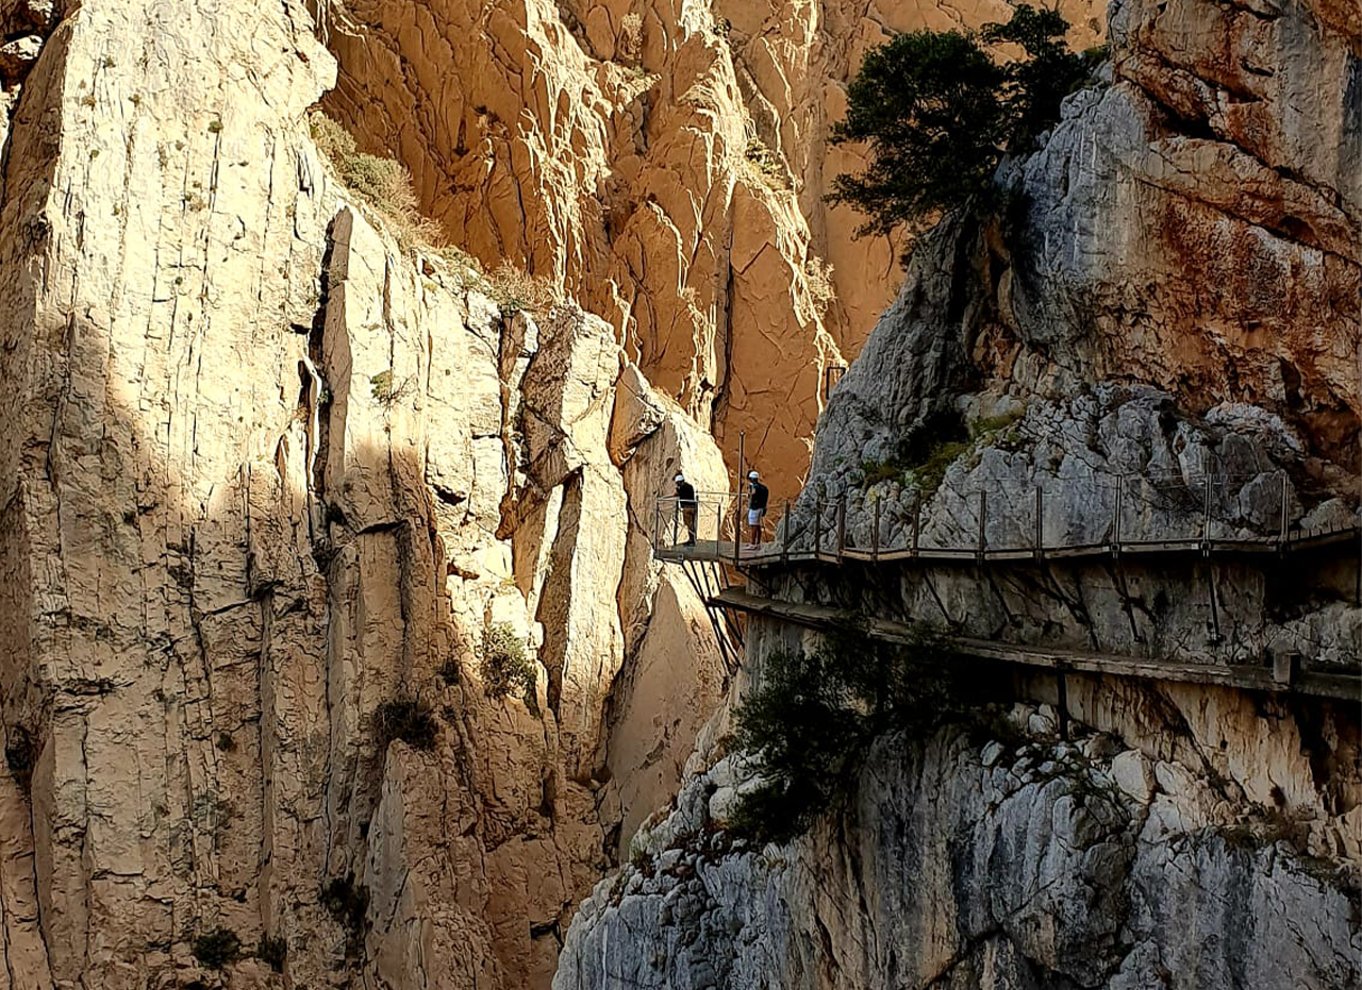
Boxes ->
[684,507,696,544]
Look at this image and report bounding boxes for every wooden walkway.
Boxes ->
[656,527,1361,568]
[712,589,1361,702]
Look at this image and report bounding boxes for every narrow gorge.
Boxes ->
[0,0,1356,988]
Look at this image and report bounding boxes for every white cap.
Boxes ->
[748,470,759,480]
[674,473,684,482]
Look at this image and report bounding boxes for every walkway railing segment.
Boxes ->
[653,491,736,553]
[655,472,1362,572]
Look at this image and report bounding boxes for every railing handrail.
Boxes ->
[649,469,1361,561]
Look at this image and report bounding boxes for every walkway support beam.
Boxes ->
[781,501,790,563]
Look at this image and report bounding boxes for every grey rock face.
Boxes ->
[791,381,1361,668]
[808,0,1360,514]
[555,702,1362,990]
[810,383,1324,550]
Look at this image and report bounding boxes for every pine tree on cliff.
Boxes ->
[829,4,1091,243]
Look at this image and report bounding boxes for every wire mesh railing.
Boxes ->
[653,492,736,552]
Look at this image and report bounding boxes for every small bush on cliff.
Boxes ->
[191,927,241,969]
[485,263,559,315]
[5,726,36,793]
[310,112,439,248]
[730,630,958,844]
[256,934,287,972]
[310,113,558,314]
[321,875,371,958]
[828,5,1088,242]
[481,623,539,713]
[375,695,439,751]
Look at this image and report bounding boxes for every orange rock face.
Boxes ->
[320,0,1106,500]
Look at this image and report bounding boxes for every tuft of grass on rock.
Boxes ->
[310,112,558,314]
[5,726,36,793]
[321,875,371,957]
[256,934,287,972]
[310,111,440,249]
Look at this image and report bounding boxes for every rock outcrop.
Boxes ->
[788,0,1361,670]
[556,687,1362,989]
[811,0,1360,494]
[0,1,730,986]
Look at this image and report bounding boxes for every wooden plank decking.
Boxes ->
[711,588,1361,702]
[655,527,1361,568]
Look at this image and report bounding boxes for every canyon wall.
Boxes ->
[809,0,1361,494]
[557,665,1362,989]
[0,1,731,986]
[0,0,1354,985]
[319,0,1104,498]
[555,0,1361,984]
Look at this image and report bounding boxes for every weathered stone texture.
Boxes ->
[811,0,1360,498]
[320,0,1105,499]
[0,1,729,986]
[556,684,1362,990]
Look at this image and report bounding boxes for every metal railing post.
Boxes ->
[654,497,661,548]
[872,498,880,561]
[836,494,846,560]
[736,432,745,565]
[977,490,988,560]
[1034,486,1043,558]
[814,496,823,557]
[1202,473,1213,551]
[1112,475,1124,557]
[781,500,790,563]
[1278,471,1289,547]
[911,492,921,557]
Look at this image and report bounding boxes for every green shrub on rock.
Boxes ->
[374,696,439,751]
[730,630,958,844]
[481,622,538,713]
[829,4,1088,247]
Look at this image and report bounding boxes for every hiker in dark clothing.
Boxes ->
[746,470,769,546]
[674,473,698,546]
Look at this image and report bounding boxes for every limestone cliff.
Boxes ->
[0,0,1355,985]
[809,0,1360,485]
[0,1,732,987]
[557,686,1362,988]
[554,0,1361,985]
[318,0,1105,498]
